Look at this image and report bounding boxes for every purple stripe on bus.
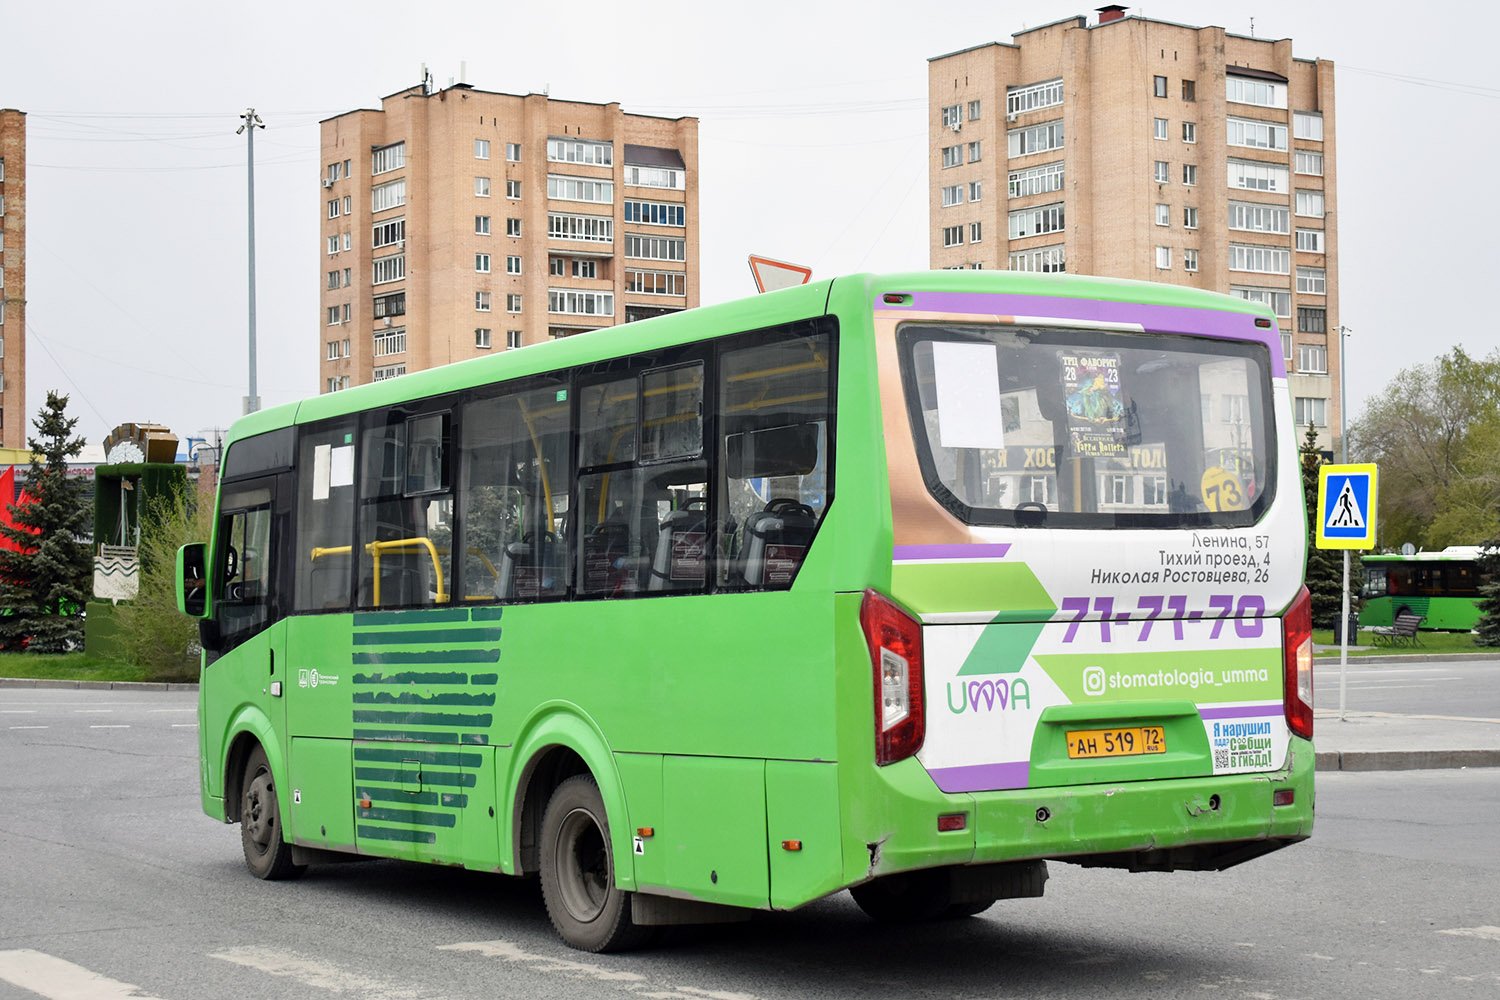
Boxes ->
[1198,703,1285,720]
[889,291,1287,380]
[893,543,1011,561]
[926,760,1030,793]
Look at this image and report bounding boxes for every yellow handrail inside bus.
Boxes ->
[310,545,352,561]
[364,536,448,606]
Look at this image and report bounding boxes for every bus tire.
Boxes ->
[849,869,952,922]
[539,774,651,952]
[240,744,305,881]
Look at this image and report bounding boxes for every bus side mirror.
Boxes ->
[177,543,208,618]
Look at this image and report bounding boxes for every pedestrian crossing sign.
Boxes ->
[1317,463,1378,549]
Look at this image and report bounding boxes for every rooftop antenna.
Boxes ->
[1250,17,1255,36]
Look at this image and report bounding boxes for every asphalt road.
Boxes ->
[1,687,1497,1000]
[1314,654,1500,718]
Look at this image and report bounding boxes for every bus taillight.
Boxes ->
[860,589,925,765]
[1282,586,1314,739]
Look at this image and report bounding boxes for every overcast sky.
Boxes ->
[4,0,1495,456]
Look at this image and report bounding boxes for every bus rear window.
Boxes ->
[898,323,1276,528]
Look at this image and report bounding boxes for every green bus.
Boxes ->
[1360,546,1487,630]
[178,271,1314,951]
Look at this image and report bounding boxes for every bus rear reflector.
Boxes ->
[861,589,925,765]
[1282,586,1314,739]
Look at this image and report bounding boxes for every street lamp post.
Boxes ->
[1336,323,1353,720]
[237,108,265,415]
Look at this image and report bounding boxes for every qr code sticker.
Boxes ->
[1213,748,1230,769]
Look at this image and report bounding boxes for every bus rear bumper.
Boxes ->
[869,736,1314,878]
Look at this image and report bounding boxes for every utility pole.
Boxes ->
[1337,325,1352,463]
[1337,323,1353,720]
[237,108,265,415]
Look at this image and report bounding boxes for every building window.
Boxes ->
[1295,150,1324,176]
[1294,396,1328,427]
[475,328,492,349]
[941,144,962,168]
[476,215,490,235]
[507,294,522,313]
[372,365,405,382]
[372,254,405,285]
[327,198,341,219]
[1293,112,1324,141]
[942,184,964,207]
[1298,307,1327,334]
[326,340,341,361]
[475,139,490,160]
[1154,160,1169,183]
[1227,116,1288,151]
[1153,118,1168,140]
[549,212,613,243]
[623,163,685,190]
[1006,79,1063,116]
[1228,158,1289,193]
[327,235,339,255]
[968,100,982,120]
[476,253,491,273]
[1229,200,1290,234]
[475,177,491,197]
[343,268,351,287]
[373,327,406,357]
[548,138,613,166]
[941,103,963,127]
[372,217,405,249]
[1295,190,1326,218]
[506,142,521,162]
[625,269,686,295]
[942,224,964,248]
[1230,243,1291,275]
[548,289,615,316]
[507,218,522,237]
[1007,120,1064,158]
[343,233,351,251]
[623,200,686,226]
[1008,202,1064,239]
[327,306,341,326]
[1183,163,1198,186]
[1182,121,1196,143]
[1008,245,1066,273]
[506,255,522,275]
[969,180,983,201]
[1155,203,1170,226]
[1153,75,1168,98]
[1297,266,1327,295]
[1226,75,1287,109]
[967,141,982,162]
[572,259,597,278]
[506,179,521,199]
[372,179,406,213]
[1155,246,1172,269]
[1231,285,1292,318]
[373,291,405,319]
[507,329,522,349]
[327,270,341,291]
[1008,161,1064,198]
[549,257,565,276]
[548,174,614,204]
[1182,79,1196,102]
[371,142,405,175]
[1183,206,1198,229]
[1298,343,1328,374]
[1282,331,1294,361]
[970,221,982,243]
[1184,248,1199,272]
[476,291,491,311]
[624,234,686,261]
[1296,228,1325,253]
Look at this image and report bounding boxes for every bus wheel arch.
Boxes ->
[513,744,590,875]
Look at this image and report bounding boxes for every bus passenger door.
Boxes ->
[202,475,293,803]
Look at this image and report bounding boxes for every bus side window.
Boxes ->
[358,406,455,608]
[217,498,273,648]
[293,421,357,612]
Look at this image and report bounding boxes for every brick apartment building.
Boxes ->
[0,108,24,448]
[929,6,1340,449]
[319,81,698,392]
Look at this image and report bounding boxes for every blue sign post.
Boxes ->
[1316,463,1378,722]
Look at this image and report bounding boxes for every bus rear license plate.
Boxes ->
[1066,727,1166,759]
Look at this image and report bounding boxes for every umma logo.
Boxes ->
[298,669,340,689]
[1082,666,1107,697]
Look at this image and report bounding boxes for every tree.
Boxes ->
[111,482,215,679]
[1474,534,1500,647]
[0,392,93,653]
[1300,421,1349,627]
[1349,346,1500,550]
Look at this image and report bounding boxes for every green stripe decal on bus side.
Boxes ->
[352,711,494,728]
[356,608,499,626]
[350,729,490,745]
[353,747,484,767]
[358,806,458,828]
[352,691,497,707]
[357,825,437,844]
[353,628,503,646]
[891,562,1056,618]
[355,767,478,788]
[353,650,502,665]
[359,787,469,808]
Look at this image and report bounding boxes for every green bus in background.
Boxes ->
[1360,546,1486,630]
[178,270,1315,952]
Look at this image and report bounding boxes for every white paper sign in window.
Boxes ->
[932,341,1006,450]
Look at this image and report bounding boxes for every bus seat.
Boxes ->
[741,498,817,587]
[648,505,708,591]
[497,535,560,600]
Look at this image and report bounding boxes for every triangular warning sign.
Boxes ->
[1326,479,1365,529]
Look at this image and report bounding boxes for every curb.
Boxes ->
[1315,749,1500,772]
[0,677,199,692]
[1312,650,1496,664]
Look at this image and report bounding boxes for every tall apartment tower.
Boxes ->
[0,109,25,449]
[319,82,699,392]
[929,7,1340,449]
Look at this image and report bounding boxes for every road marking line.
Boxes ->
[73,710,114,714]
[439,938,761,999]
[148,709,197,713]
[8,725,48,730]
[90,725,131,729]
[210,946,434,1000]
[171,724,199,729]
[0,949,168,999]
[1312,710,1500,724]
[0,710,38,714]
[1439,926,1500,942]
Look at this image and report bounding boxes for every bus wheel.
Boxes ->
[850,869,952,922]
[240,745,305,881]
[539,774,651,952]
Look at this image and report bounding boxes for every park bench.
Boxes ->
[1370,613,1425,647]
